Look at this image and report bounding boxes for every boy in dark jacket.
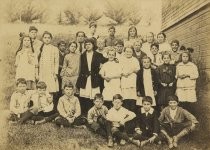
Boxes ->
[133,96,160,147]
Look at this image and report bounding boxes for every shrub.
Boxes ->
[104,0,129,25]
[82,8,103,24]
[5,0,47,23]
[63,10,81,25]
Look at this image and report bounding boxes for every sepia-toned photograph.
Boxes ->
[0,0,210,149]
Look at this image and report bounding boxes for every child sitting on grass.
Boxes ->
[55,82,87,128]
[133,96,160,147]
[30,81,58,125]
[158,95,198,149]
[87,93,113,147]
[9,78,34,124]
[106,94,140,147]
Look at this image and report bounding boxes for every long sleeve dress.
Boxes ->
[60,53,80,89]
[15,49,38,81]
[157,63,176,105]
[175,62,199,102]
[99,60,122,101]
[120,56,140,100]
[39,44,59,93]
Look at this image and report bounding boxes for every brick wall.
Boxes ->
[162,1,210,76]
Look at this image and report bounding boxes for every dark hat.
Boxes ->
[29,26,38,32]
[89,21,97,28]
[84,37,98,51]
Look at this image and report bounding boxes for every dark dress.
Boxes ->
[157,63,176,106]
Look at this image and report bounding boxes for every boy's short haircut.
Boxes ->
[16,78,27,86]
[76,31,86,37]
[142,96,153,104]
[36,81,47,89]
[151,43,159,49]
[115,39,124,46]
[57,40,67,47]
[168,95,179,103]
[89,21,97,28]
[63,82,74,89]
[142,55,152,63]
[108,26,115,31]
[29,26,38,32]
[113,94,123,102]
[171,39,179,46]
[94,93,104,101]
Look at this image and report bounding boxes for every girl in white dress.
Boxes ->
[38,31,59,94]
[15,34,38,90]
[176,51,199,113]
[121,47,140,112]
[99,48,122,109]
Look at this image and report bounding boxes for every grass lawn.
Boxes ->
[0,23,210,150]
[4,120,210,150]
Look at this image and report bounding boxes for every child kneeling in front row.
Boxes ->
[30,81,59,124]
[133,96,160,147]
[158,95,198,149]
[87,93,113,147]
[106,94,140,147]
[55,82,87,128]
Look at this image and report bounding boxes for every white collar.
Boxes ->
[169,107,177,112]
[141,107,154,114]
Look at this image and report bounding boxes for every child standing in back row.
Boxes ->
[15,34,38,90]
[60,41,80,89]
[175,51,199,114]
[99,48,122,109]
[150,43,163,69]
[105,26,117,47]
[157,52,176,110]
[136,56,158,107]
[170,40,181,65]
[121,47,140,113]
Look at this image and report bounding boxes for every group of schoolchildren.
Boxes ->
[9,22,199,149]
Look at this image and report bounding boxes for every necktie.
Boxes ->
[154,54,156,63]
[79,43,83,53]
